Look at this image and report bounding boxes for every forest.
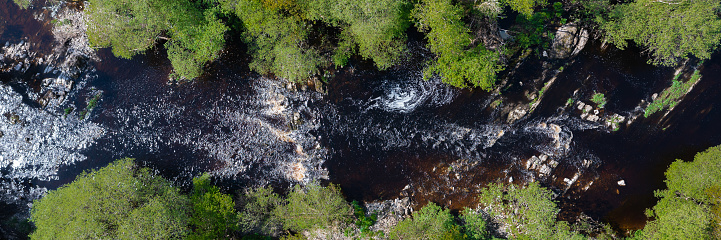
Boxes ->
[1,0,721,239]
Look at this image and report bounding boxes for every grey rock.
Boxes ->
[549,23,589,59]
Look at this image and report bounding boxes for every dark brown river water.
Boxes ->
[2,0,721,236]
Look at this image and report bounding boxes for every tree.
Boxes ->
[461,208,488,240]
[502,0,547,17]
[389,202,464,240]
[635,145,721,239]
[237,187,284,236]
[29,158,191,239]
[273,183,352,231]
[413,0,502,90]
[222,0,324,82]
[303,0,412,69]
[188,173,238,239]
[600,0,721,66]
[85,0,227,79]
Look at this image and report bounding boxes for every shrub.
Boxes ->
[413,0,502,90]
[590,92,606,108]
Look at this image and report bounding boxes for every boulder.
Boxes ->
[549,23,589,59]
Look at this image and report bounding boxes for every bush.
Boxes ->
[590,92,606,108]
[644,70,701,117]
[86,0,227,80]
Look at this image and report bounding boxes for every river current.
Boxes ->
[2,0,721,234]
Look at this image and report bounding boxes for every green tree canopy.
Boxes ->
[188,173,238,239]
[635,145,721,239]
[29,158,191,239]
[86,0,227,79]
[221,0,323,82]
[502,0,547,17]
[478,182,571,239]
[237,186,284,236]
[600,0,721,66]
[273,183,352,231]
[413,0,502,90]
[303,0,412,69]
[389,202,464,240]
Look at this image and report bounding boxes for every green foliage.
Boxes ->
[637,144,721,239]
[640,194,712,240]
[13,0,31,9]
[224,0,323,82]
[664,145,721,203]
[351,200,377,235]
[569,0,610,23]
[29,158,190,239]
[600,0,721,66]
[389,202,463,240]
[304,0,412,70]
[502,0,547,17]
[188,173,238,239]
[274,183,352,231]
[478,182,558,239]
[237,187,284,235]
[590,92,606,108]
[645,70,701,117]
[86,0,227,79]
[414,0,502,90]
[79,93,102,120]
[566,98,574,106]
[461,208,488,240]
[513,4,561,50]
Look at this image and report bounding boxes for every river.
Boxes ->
[2,0,721,236]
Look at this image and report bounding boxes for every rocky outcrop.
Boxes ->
[0,84,104,203]
[549,23,589,59]
[366,198,413,234]
[525,154,559,177]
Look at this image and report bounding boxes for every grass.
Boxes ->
[590,92,606,108]
[79,93,102,120]
[644,70,701,117]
